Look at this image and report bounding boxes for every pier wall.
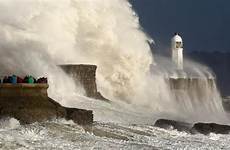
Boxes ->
[60,64,108,101]
[0,83,93,128]
[168,78,215,90]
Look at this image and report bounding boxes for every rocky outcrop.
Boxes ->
[60,64,108,101]
[0,84,93,129]
[65,108,93,125]
[191,123,230,135]
[154,119,230,135]
[154,119,192,132]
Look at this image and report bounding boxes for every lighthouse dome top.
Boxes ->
[172,33,182,43]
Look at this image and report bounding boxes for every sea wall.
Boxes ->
[166,77,223,114]
[0,84,48,97]
[168,78,215,90]
[0,84,93,128]
[60,64,108,101]
[222,97,230,112]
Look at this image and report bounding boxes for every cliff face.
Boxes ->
[0,84,93,128]
[60,64,108,101]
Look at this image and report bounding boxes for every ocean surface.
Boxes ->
[0,0,229,149]
[1,118,230,150]
[1,96,230,150]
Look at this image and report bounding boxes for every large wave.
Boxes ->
[0,0,159,105]
[0,0,227,123]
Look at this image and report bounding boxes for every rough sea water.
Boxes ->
[1,114,230,149]
[0,0,230,149]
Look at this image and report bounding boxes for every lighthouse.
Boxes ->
[171,33,183,70]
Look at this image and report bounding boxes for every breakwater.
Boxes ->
[60,64,108,101]
[0,83,93,129]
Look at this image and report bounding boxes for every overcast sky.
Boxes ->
[130,0,230,52]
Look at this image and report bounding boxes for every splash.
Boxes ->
[0,0,227,123]
[0,0,154,103]
[153,55,227,123]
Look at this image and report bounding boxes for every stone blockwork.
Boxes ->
[60,64,108,101]
[166,77,220,112]
[0,84,48,97]
[0,84,93,129]
[223,97,230,112]
[168,78,215,90]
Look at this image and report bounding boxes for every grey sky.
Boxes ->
[130,0,230,52]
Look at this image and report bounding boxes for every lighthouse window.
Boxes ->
[176,42,182,48]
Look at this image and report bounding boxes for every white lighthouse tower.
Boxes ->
[171,33,183,70]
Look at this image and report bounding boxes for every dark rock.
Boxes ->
[60,64,109,102]
[155,119,230,135]
[63,106,94,131]
[191,123,230,135]
[65,107,93,131]
[0,84,93,129]
[154,119,192,132]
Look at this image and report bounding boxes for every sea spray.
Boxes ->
[0,0,227,123]
[0,0,155,104]
[153,55,227,123]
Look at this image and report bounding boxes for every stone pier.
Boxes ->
[0,83,93,129]
[60,64,108,101]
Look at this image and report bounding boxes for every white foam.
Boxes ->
[0,118,20,130]
[0,0,227,125]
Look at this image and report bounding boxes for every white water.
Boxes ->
[0,0,153,103]
[0,118,229,150]
[0,0,229,149]
[0,0,170,116]
[152,55,228,123]
[0,0,226,123]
